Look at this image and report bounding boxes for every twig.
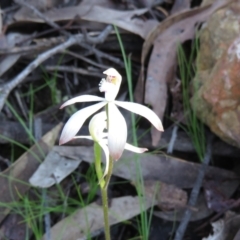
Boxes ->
[0,39,66,55]
[83,25,113,44]
[63,50,109,69]
[15,26,77,47]
[167,125,179,154]
[174,134,213,240]
[80,43,124,67]
[64,72,72,97]
[73,59,78,85]
[45,65,103,78]
[14,89,28,121]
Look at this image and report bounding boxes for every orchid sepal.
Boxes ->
[60,95,105,109]
[107,102,127,160]
[114,100,164,132]
[59,102,107,145]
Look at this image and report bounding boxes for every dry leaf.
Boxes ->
[203,179,235,213]
[0,33,31,76]
[202,219,224,240]
[29,150,82,188]
[223,212,240,240]
[171,0,190,14]
[203,212,240,240]
[79,0,126,9]
[143,180,187,210]
[13,5,157,39]
[17,0,63,11]
[154,193,211,222]
[0,124,61,223]
[42,196,152,240]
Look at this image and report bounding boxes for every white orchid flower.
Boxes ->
[59,68,163,160]
[74,111,147,178]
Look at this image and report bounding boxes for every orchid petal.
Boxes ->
[124,143,148,153]
[102,139,147,154]
[60,95,105,109]
[98,140,110,179]
[108,102,127,160]
[59,102,107,145]
[115,101,164,131]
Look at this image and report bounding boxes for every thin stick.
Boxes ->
[62,50,109,69]
[80,43,124,67]
[82,25,113,44]
[174,134,213,240]
[45,65,103,78]
[167,125,179,154]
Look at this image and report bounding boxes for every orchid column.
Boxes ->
[59,68,164,240]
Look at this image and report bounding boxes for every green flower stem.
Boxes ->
[103,155,114,190]
[94,142,114,240]
[101,155,114,240]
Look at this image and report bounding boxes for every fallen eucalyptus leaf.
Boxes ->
[29,150,82,188]
[202,219,224,240]
[0,33,31,76]
[42,196,152,240]
[143,180,187,210]
[14,5,157,39]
